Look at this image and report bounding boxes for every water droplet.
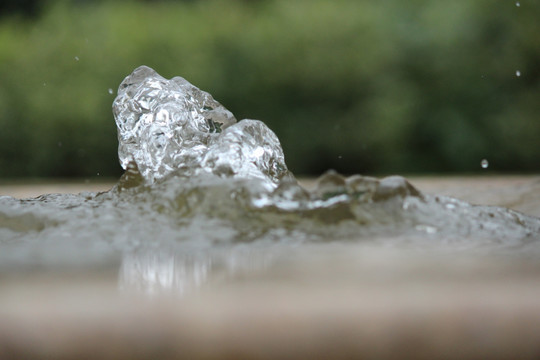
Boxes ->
[516,1,520,6]
[75,56,80,61]
[481,159,489,169]
[516,70,521,77]
[58,142,62,147]
[97,172,100,176]
[338,155,342,159]
[108,88,114,95]
[43,82,47,86]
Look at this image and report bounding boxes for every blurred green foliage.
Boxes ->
[0,0,539,178]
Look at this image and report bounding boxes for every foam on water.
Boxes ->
[1,66,540,284]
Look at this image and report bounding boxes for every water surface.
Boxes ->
[1,66,539,296]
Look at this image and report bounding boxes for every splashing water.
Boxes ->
[1,66,540,288]
[113,66,287,185]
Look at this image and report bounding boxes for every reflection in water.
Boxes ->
[119,251,212,296]
[118,246,276,296]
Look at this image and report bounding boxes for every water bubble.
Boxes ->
[516,70,521,77]
[516,1,520,6]
[75,56,80,61]
[481,159,489,169]
[108,88,114,95]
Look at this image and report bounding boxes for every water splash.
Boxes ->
[1,66,540,273]
[113,66,289,185]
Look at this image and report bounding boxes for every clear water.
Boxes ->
[1,66,539,294]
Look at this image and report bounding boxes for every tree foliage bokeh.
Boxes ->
[0,0,539,178]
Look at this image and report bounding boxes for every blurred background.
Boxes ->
[0,0,538,179]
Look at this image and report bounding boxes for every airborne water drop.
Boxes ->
[516,70,521,77]
[481,159,489,169]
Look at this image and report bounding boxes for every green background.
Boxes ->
[1,0,539,178]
